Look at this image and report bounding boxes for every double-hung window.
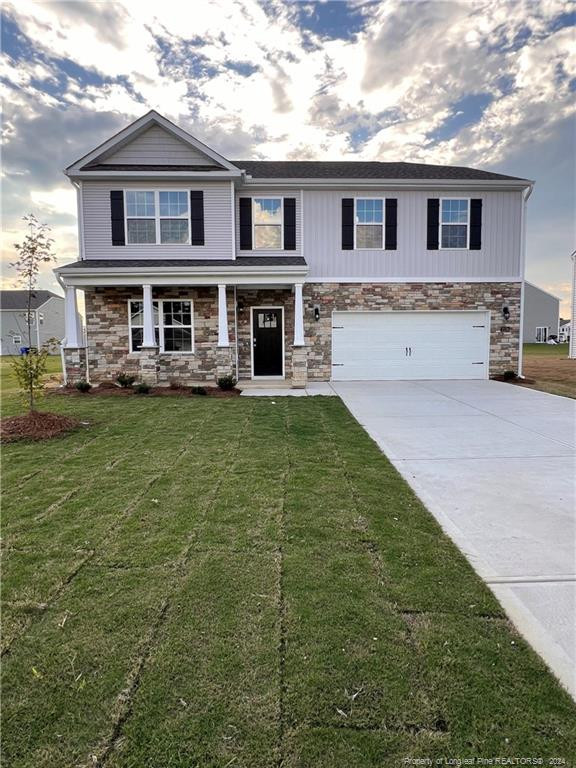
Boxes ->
[253,198,282,249]
[355,198,384,249]
[125,191,190,244]
[535,326,548,343]
[129,300,160,351]
[128,299,194,353]
[440,199,469,249]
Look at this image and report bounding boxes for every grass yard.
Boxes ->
[0,355,63,397]
[521,343,576,399]
[1,384,575,766]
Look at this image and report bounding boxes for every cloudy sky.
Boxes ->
[1,0,575,314]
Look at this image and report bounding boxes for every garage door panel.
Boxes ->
[331,311,489,381]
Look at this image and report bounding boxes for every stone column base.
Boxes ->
[215,346,236,381]
[64,347,87,385]
[139,346,159,385]
[291,346,307,388]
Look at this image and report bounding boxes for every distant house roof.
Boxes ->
[230,160,528,182]
[0,290,62,310]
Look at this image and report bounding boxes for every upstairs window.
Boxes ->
[128,299,194,353]
[125,191,190,245]
[253,198,282,249]
[355,199,384,249]
[440,199,469,249]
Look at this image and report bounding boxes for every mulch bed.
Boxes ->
[1,411,83,443]
[49,384,241,399]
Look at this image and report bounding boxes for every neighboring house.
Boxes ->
[558,319,570,343]
[570,252,576,359]
[0,290,65,355]
[522,282,560,343]
[55,110,533,386]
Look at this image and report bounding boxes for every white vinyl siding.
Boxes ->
[101,124,219,166]
[82,181,233,259]
[303,189,523,280]
[331,311,490,381]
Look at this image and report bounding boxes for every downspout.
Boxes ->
[517,183,534,378]
[234,285,239,381]
[56,273,68,386]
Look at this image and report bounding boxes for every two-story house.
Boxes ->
[55,110,532,387]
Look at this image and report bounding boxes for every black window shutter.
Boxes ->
[469,199,482,250]
[239,198,252,250]
[342,198,354,250]
[110,191,125,246]
[283,198,296,250]
[190,191,205,246]
[385,199,397,250]
[427,199,439,250]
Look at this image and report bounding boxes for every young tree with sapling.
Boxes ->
[10,214,56,412]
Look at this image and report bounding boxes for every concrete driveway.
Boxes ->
[332,379,576,698]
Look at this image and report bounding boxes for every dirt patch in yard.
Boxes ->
[0,411,82,443]
[49,384,241,398]
[521,353,576,399]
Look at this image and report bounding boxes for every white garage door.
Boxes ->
[331,311,490,381]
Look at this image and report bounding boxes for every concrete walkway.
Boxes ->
[332,379,576,698]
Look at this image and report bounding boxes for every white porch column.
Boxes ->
[217,284,230,347]
[64,285,82,348]
[142,284,157,347]
[293,282,305,347]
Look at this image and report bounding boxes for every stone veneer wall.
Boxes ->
[82,282,520,384]
[84,286,236,384]
[236,288,294,380]
[303,282,522,380]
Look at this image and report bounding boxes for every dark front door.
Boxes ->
[252,308,283,376]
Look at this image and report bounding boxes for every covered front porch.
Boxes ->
[54,258,309,388]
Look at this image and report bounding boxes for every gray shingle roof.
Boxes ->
[0,290,62,310]
[58,257,307,269]
[82,164,226,172]
[231,160,528,182]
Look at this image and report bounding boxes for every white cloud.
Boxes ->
[1,0,574,294]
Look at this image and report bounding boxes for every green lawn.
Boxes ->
[2,385,575,766]
[0,355,63,398]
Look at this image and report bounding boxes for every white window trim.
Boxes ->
[535,326,549,343]
[439,197,470,251]
[252,197,284,251]
[354,197,385,251]
[12,335,22,345]
[124,190,191,246]
[128,299,195,354]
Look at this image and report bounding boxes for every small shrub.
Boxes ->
[191,385,207,396]
[75,380,92,393]
[116,372,136,388]
[216,375,237,391]
[502,370,518,381]
[134,382,151,395]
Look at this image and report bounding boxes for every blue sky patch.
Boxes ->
[427,93,494,143]
[296,0,373,41]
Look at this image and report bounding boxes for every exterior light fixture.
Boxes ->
[502,305,510,321]
[314,305,320,322]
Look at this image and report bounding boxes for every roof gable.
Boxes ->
[66,111,239,175]
[0,290,62,310]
